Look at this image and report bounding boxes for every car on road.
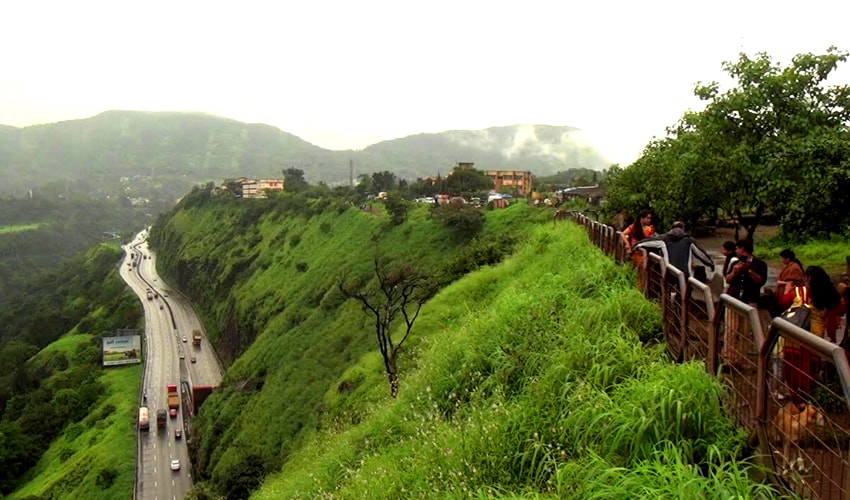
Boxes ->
[159,305,164,310]
[170,459,181,471]
[169,408,177,418]
[174,428,182,440]
[179,353,185,360]
[182,337,188,343]
[190,357,197,364]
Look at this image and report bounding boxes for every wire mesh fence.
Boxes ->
[684,277,715,362]
[662,264,686,362]
[567,211,850,499]
[759,319,850,499]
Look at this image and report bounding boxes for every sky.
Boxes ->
[2,0,850,166]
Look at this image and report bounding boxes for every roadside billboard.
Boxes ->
[102,335,142,366]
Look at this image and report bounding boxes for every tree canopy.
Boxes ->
[605,48,850,240]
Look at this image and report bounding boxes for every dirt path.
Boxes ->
[693,226,782,291]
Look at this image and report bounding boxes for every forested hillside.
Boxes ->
[1,111,610,194]
[0,189,162,299]
[148,189,551,497]
[0,243,142,499]
[148,189,769,498]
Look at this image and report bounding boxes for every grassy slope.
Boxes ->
[152,198,551,495]
[757,235,850,277]
[0,223,45,234]
[9,335,140,499]
[254,222,775,498]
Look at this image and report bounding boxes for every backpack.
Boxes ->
[781,287,811,331]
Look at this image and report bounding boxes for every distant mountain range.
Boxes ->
[0,111,611,193]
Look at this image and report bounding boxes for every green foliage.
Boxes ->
[443,166,494,198]
[147,196,546,497]
[430,203,485,239]
[370,171,397,192]
[383,193,409,226]
[282,168,309,193]
[605,48,850,241]
[0,194,156,298]
[252,224,768,498]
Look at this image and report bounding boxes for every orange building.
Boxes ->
[484,170,534,196]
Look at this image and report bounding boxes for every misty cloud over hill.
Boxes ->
[0,111,611,194]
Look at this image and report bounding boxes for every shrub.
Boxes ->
[95,466,119,489]
[430,203,484,239]
[384,193,409,226]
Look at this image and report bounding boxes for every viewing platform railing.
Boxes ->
[565,211,850,499]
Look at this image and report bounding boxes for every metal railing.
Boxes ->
[684,277,715,363]
[566,211,850,499]
[757,318,850,499]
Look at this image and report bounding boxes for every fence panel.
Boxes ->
[662,265,687,362]
[684,277,715,363]
[713,294,765,430]
[646,252,664,302]
[757,318,850,499]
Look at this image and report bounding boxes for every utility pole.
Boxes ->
[349,159,354,188]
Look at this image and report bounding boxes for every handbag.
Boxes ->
[781,287,811,331]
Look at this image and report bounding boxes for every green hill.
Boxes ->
[1,112,611,193]
[147,191,770,498]
[1,243,142,499]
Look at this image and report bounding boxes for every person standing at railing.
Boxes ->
[633,221,715,279]
[622,210,656,289]
[777,266,844,403]
[722,240,768,368]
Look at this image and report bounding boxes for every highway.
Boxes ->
[120,229,223,500]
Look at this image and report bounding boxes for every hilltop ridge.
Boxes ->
[0,111,610,193]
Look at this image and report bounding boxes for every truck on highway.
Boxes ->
[156,409,167,428]
[193,330,202,347]
[138,406,150,432]
[167,384,180,412]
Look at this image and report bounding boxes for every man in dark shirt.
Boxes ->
[725,239,768,305]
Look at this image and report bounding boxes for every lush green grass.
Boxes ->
[757,234,850,276]
[149,195,552,497]
[0,222,46,234]
[9,341,141,499]
[253,223,776,498]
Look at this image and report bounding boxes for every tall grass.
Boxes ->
[254,223,776,498]
[758,234,850,275]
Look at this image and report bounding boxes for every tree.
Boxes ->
[371,171,397,192]
[282,168,308,193]
[605,48,850,240]
[444,167,494,198]
[338,258,438,397]
[383,193,409,225]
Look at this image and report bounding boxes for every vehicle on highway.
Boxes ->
[138,407,150,432]
[190,357,197,364]
[174,428,182,440]
[156,409,167,428]
[179,353,185,360]
[169,408,177,418]
[159,305,164,310]
[182,337,188,343]
[170,459,181,471]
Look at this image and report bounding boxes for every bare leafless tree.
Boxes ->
[338,257,438,397]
